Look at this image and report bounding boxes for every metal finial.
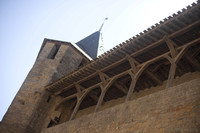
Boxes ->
[99,18,108,31]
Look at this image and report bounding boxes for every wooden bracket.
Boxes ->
[95,77,116,112]
[98,71,110,86]
[126,55,138,73]
[164,36,178,58]
[164,37,192,89]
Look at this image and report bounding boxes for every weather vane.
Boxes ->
[99,18,108,31]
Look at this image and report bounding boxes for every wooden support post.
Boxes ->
[126,55,137,73]
[94,87,106,112]
[164,36,178,58]
[69,84,90,120]
[98,71,109,86]
[164,36,189,89]
[94,78,116,112]
[69,100,81,120]
[125,76,136,101]
[166,62,177,88]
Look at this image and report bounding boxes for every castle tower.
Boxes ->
[0,38,94,133]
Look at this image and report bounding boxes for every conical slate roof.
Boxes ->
[76,31,101,59]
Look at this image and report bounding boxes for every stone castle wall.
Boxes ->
[43,75,200,133]
[75,72,200,119]
[0,41,85,133]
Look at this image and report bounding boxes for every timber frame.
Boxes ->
[46,1,200,122]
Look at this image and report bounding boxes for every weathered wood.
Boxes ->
[174,46,188,63]
[166,62,177,88]
[69,88,90,120]
[46,20,200,91]
[98,71,109,86]
[54,94,77,110]
[69,100,81,120]
[94,88,106,112]
[133,58,162,85]
[126,77,136,101]
[95,78,116,112]
[74,83,82,93]
[164,36,178,58]
[55,38,200,96]
[127,55,137,73]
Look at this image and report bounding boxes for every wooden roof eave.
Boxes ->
[45,2,200,92]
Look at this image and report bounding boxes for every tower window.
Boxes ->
[47,44,61,59]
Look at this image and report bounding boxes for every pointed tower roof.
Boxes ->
[76,31,101,59]
[76,18,107,59]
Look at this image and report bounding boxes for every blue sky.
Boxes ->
[0,0,196,121]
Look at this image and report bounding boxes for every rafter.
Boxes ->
[46,20,200,92]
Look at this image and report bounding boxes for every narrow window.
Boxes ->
[47,96,51,103]
[47,44,61,59]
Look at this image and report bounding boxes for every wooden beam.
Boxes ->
[69,100,81,120]
[55,38,200,96]
[127,55,137,73]
[54,93,77,110]
[94,77,116,112]
[69,88,91,120]
[98,71,109,86]
[164,36,178,58]
[132,58,162,85]
[164,37,198,88]
[126,74,136,101]
[47,20,200,92]
[166,62,177,88]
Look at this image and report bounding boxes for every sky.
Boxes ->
[0,0,196,121]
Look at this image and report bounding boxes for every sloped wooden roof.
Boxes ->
[45,0,200,105]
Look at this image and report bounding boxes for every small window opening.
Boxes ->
[47,44,61,59]
[47,96,51,103]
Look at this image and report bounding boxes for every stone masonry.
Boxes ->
[0,41,87,133]
[43,78,200,133]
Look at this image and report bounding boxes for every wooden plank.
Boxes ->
[55,38,200,96]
